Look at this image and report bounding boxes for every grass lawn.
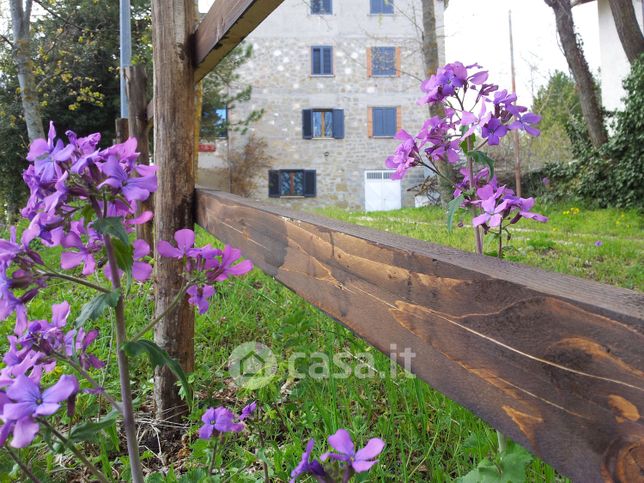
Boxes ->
[0,203,641,482]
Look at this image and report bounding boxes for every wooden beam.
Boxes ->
[194,0,285,82]
[196,189,644,483]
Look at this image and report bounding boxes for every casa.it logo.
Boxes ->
[228,341,277,389]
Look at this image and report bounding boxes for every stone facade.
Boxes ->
[197,0,446,210]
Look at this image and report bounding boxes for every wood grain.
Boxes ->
[196,189,644,483]
[193,0,285,82]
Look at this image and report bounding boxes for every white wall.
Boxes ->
[597,0,644,111]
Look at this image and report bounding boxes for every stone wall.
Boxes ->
[197,0,447,211]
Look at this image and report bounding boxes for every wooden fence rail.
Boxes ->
[196,188,644,483]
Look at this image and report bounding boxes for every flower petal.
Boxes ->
[327,428,354,456]
[10,417,39,448]
[355,438,385,461]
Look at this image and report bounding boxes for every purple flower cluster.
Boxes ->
[387,62,541,180]
[198,401,257,439]
[157,229,253,314]
[291,429,385,482]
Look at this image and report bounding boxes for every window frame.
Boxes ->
[371,47,396,77]
[311,46,333,76]
[310,0,332,15]
[268,169,317,198]
[312,109,334,138]
[370,0,394,15]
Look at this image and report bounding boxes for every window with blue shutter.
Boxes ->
[311,0,332,14]
[370,0,394,14]
[371,47,396,76]
[312,46,333,75]
[372,107,397,137]
[303,109,344,139]
[268,170,317,197]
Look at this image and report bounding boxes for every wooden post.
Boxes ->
[115,118,129,143]
[125,65,154,250]
[509,10,521,197]
[151,0,195,423]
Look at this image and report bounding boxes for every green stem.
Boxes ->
[466,140,483,255]
[52,351,123,415]
[497,224,503,259]
[41,270,111,293]
[207,437,220,475]
[129,283,188,341]
[40,420,109,483]
[497,430,508,453]
[4,445,42,483]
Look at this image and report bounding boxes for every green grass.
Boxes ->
[1,203,641,481]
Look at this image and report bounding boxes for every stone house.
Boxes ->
[197,0,447,210]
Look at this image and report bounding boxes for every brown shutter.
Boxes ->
[395,47,401,77]
[367,107,373,137]
[396,106,402,132]
[367,48,372,77]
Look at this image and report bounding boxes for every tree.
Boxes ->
[8,0,44,141]
[545,0,608,148]
[421,0,454,206]
[607,0,644,64]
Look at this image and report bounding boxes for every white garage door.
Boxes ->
[364,170,401,212]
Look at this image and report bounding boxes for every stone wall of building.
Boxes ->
[197,0,447,211]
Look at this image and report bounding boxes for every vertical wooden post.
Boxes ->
[115,118,129,143]
[151,0,195,423]
[125,65,154,250]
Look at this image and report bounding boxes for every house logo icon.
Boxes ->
[228,341,277,389]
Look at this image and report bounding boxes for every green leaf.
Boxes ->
[123,340,193,407]
[457,444,533,483]
[447,194,465,233]
[112,238,134,275]
[69,412,118,443]
[76,289,120,327]
[93,217,130,245]
[469,150,496,178]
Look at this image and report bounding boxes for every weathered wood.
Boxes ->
[114,118,129,143]
[125,65,154,250]
[194,0,285,82]
[152,0,196,423]
[196,189,644,483]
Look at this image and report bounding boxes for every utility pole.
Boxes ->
[119,0,131,118]
[509,10,522,197]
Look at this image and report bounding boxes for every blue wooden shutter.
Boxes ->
[332,109,344,139]
[323,47,332,74]
[312,48,321,74]
[302,109,313,139]
[323,0,332,13]
[268,170,280,197]
[304,170,317,197]
[384,108,396,136]
[373,108,383,136]
[370,0,379,13]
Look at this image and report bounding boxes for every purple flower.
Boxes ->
[104,239,152,283]
[385,130,419,180]
[198,406,245,439]
[60,231,98,276]
[186,284,215,315]
[98,154,157,203]
[473,197,509,228]
[157,229,195,259]
[1,374,78,447]
[240,401,257,421]
[510,112,541,136]
[481,117,508,146]
[290,439,326,482]
[212,245,253,282]
[595,240,603,247]
[542,177,550,187]
[321,429,385,474]
[506,197,548,224]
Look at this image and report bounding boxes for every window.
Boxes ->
[370,47,397,76]
[311,0,332,14]
[370,0,394,14]
[268,170,317,197]
[311,46,333,75]
[213,107,228,138]
[371,107,398,137]
[302,109,345,139]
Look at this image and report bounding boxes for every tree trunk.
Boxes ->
[421,0,454,206]
[125,65,154,251]
[152,0,195,425]
[607,0,644,64]
[545,0,608,148]
[9,0,44,141]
